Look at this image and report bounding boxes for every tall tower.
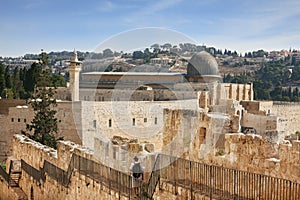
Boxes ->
[68,49,82,101]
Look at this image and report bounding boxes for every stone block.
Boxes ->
[127,143,140,153]
[291,140,300,151]
[144,143,154,153]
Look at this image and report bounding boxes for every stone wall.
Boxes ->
[10,135,120,200]
[0,178,26,200]
[94,136,156,174]
[0,100,82,162]
[3,132,299,200]
[241,112,286,136]
[240,100,273,115]
[6,134,214,200]
[162,109,230,161]
[0,105,34,162]
[81,99,198,151]
[78,82,252,103]
[187,131,300,184]
[79,88,197,102]
[223,133,300,183]
[161,108,300,184]
[12,134,129,200]
[272,102,300,135]
[0,99,26,115]
[217,83,253,102]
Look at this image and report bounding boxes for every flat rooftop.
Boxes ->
[82,72,185,76]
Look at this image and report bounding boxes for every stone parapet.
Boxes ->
[222,133,300,183]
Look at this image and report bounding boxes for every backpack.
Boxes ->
[132,162,142,178]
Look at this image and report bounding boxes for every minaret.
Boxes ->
[68,49,82,101]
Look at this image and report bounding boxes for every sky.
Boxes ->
[1,0,300,57]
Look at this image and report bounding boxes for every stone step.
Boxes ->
[10,174,21,178]
[9,172,21,187]
[9,182,19,187]
[11,170,22,174]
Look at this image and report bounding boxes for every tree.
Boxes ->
[4,66,12,89]
[143,48,151,63]
[24,62,42,93]
[132,51,144,59]
[161,43,172,50]
[51,74,66,87]
[0,63,5,97]
[151,43,160,50]
[40,51,49,66]
[103,48,114,58]
[22,52,63,149]
[23,78,61,149]
[12,67,21,99]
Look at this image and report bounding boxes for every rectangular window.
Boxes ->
[144,118,147,123]
[105,143,109,157]
[199,127,207,145]
[113,146,117,159]
[93,120,97,128]
[132,118,135,126]
[18,118,20,122]
[24,119,26,123]
[121,151,126,161]
[11,118,14,122]
[108,119,112,127]
[154,117,157,125]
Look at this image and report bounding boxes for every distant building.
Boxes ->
[3,59,39,69]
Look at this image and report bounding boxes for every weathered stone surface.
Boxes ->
[111,135,129,145]
[144,143,154,153]
[127,143,140,153]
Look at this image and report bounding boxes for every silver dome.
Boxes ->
[187,51,219,76]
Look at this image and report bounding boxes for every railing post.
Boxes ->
[118,171,121,200]
[158,154,161,191]
[174,157,177,195]
[8,160,13,187]
[190,161,193,200]
[233,170,237,200]
[109,167,111,195]
[209,165,212,200]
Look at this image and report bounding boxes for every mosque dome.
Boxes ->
[187,51,219,76]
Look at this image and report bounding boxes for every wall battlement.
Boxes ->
[223,133,300,183]
[12,134,92,171]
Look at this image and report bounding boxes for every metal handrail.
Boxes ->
[20,153,300,199]
[0,164,9,182]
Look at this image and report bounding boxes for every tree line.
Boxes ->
[223,61,300,102]
[0,58,66,100]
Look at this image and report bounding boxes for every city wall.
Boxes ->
[0,178,26,200]
[6,134,215,200]
[11,134,125,200]
[162,108,300,184]
[221,133,300,183]
[160,99,300,185]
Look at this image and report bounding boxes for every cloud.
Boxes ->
[97,1,115,12]
[121,0,184,26]
[207,0,300,44]
[23,0,46,9]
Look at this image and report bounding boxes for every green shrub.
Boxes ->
[0,163,6,171]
